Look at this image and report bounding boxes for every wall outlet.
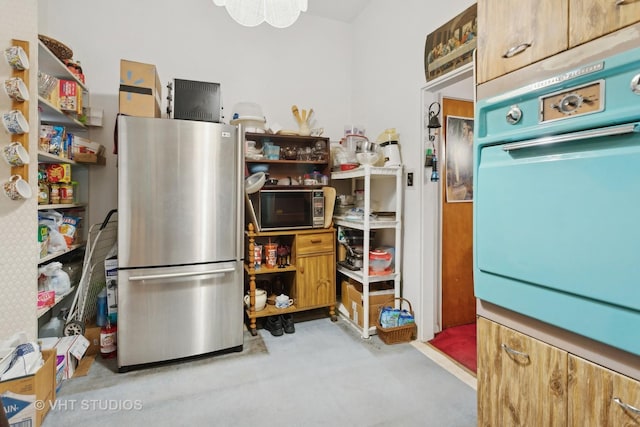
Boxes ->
[406,170,415,188]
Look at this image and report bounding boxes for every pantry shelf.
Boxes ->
[36,286,75,319]
[38,243,84,265]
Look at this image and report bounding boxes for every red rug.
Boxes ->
[428,322,477,373]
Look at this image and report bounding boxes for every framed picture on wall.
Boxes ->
[424,3,477,82]
[445,115,474,203]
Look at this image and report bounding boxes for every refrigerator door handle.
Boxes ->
[128,267,236,282]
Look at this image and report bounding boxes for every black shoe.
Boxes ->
[281,314,295,334]
[264,315,284,336]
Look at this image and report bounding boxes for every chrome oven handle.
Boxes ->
[502,42,532,58]
[128,267,236,281]
[502,123,639,152]
[613,397,640,415]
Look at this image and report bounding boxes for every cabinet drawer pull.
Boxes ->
[310,238,321,243]
[502,42,532,58]
[613,397,640,415]
[616,0,626,5]
[501,343,530,360]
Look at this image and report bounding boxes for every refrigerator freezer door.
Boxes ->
[117,262,243,369]
[118,116,240,268]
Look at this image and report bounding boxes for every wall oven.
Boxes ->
[474,46,640,356]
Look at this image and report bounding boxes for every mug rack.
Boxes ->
[8,39,30,183]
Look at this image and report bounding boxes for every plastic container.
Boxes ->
[96,288,107,327]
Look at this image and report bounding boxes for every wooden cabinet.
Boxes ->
[478,317,640,427]
[477,0,568,84]
[568,355,640,426]
[244,132,330,186]
[244,224,336,335]
[569,0,640,48]
[477,0,640,83]
[477,317,568,426]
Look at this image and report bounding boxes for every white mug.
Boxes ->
[275,294,294,309]
[244,288,267,311]
[4,46,29,71]
[2,142,29,166]
[2,110,29,134]
[3,174,32,200]
[3,77,29,102]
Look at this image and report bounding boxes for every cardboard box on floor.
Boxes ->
[0,349,56,427]
[119,59,162,118]
[341,280,395,329]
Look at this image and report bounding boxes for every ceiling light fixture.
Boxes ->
[213,0,308,28]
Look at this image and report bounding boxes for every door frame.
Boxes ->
[418,62,474,341]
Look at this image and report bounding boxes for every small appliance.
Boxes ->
[166,78,221,123]
[248,189,324,231]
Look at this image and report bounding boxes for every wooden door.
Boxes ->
[569,0,640,48]
[441,97,475,328]
[477,0,568,83]
[477,317,568,427]
[568,355,640,426]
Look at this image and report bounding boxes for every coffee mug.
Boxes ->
[3,174,32,200]
[244,288,267,311]
[275,294,294,309]
[2,110,29,134]
[2,142,29,167]
[4,46,29,70]
[3,77,29,102]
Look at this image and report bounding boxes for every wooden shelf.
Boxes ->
[245,304,299,319]
[244,264,296,275]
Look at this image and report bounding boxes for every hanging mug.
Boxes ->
[2,110,30,134]
[2,174,32,200]
[2,142,29,166]
[3,77,29,102]
[4,46,29,70]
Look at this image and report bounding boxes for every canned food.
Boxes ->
[59,183,73,204]
[49,183,60,204]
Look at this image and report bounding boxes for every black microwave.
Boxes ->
[248,189,324,231]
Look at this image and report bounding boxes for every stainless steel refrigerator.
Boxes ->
[116,115,244,372]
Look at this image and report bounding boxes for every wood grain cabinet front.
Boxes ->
[568,355,640,427]
[478,316,640,426]
[477,317,568,426]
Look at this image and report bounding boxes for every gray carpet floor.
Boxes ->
[43,312,477,426]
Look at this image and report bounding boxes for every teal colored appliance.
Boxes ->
[474,47,640,356]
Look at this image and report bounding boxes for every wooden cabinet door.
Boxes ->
[295,253,335,308]
[477,0,568,83]
[569,0,640,48]
[568,355,640,426]
[477,317,568,427]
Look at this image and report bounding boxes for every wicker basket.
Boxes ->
[38,34,73,61]
[376,297,417,344]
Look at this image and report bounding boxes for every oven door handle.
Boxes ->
[502,123,640,152]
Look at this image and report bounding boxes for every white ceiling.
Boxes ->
[306,0,371,23]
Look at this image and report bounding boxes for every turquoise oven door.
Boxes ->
[474,123,640,355]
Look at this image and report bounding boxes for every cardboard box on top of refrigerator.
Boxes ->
[0,349,56,427]
[119,59,162,118]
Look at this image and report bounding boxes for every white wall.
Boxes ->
[351,0,475,340]
[0,0,39,340]
[39,0,354,225]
